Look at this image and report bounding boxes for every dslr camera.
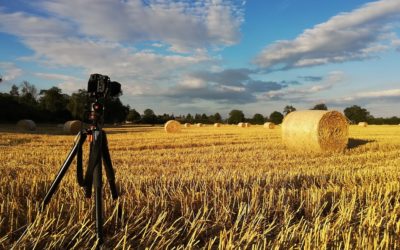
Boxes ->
[87,73,121,99]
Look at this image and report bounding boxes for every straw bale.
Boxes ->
[214,123,221,127]
[16,119,36,131]
[245,123,251,128]
[184,123,191,128]
[237,122,245,127]
[264,122,275,129]
[196,123,203,127]
[165,120,181,133]
[282,110,348,152]
[358,122,368,127]
[64,120,82,134]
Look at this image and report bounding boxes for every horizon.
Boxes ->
[0,0,399,117]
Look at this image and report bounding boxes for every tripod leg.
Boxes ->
[101,131,118,200]
[42,132,86,210]
[92,130,104,244]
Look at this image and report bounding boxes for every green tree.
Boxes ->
[213,112,222,123]
[67,89,87,119]
[252,113,265,124]
[39,87,69,113]
[142,109,157,124]
[185,113,194,123]
[126,109,141,123]
[344,105,371,124]
[104,97,129,123]
[20,80,37,99]
[228,110,245,124]
[311,103,328,110]
[283,105,296,116]
[269,111,284,124]
[9,84,19,96]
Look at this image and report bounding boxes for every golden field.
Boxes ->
[0,124,400,249]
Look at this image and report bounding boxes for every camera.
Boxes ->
[87,73,121,98]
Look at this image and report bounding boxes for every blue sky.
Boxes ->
[0,0,399,117]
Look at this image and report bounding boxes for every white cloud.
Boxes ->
[255,0,400,70]
[340,88,400,102]
[39,0,243,51]
[0,62,23,82]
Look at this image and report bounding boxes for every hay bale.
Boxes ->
[282,110,348,152]
[64,120,82,134]
[214,123,221,127]
[358,122,368,127]
[238,122,245,127]
[16,119,36,131]
[196,123,203,127]
[264,122,275,129]
[245,123,251,128]
[184,123,191,128]
[165,120,181,133]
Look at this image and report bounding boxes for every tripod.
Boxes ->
[42,125,119,245]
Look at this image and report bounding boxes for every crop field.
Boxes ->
[1,124,400,249]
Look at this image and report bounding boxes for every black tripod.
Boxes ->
[42,125,119,245]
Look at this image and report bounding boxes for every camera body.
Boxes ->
[86,73,122,125]
[87,73,121,99]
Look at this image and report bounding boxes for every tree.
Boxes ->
[67,89,87,119]
[9,84,19,96]
[126,109,141,123]
[39,87,69,113]
[185,113,194,123]
[20,80,37,99]
[104,97,129,123]
[252,113,265,124]
[269,111,284,124]
[142,108,157,124]
[228,110,245,124]
[213,112,222,123]
[344,105,371,124]
[283,105,296,116]
[311,103,328,110]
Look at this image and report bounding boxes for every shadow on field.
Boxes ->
[347,138,375,149]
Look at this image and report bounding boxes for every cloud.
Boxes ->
[39,0,243,51]
[164,68,287,103]
[298,76,323,82]
[338,88,400,102]
[254,0,400,70]
[0,62,23,82]
[262,71,345,101]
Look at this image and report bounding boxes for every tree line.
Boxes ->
[1,82,399,125]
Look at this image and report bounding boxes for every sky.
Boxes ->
[0,0,399,117]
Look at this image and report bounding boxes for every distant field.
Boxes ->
[1,124,400,249]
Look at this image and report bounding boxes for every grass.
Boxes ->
[0,124,400,249]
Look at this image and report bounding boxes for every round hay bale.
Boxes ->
[63,120,82,134]
[264,122,275,129]
[165,120,181,133]
[358,122,368,127]
[214,123,221,127]
[245,123,251,128]
[282,110,348,152]
[16,119,36,131]
[196,123,203,127]
[184,123,191,128]
[237,122,245,127]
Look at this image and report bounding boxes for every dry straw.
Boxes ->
[358,122,368,127]
[245,123,251,128]
[237,122,245,127]
[165,120,181,133]
[184,123,191,128]
[282,110,348,152]
[196,123,203,127]
[63,120,82,135]
[264,122,275,129]
[214,123,221,127]
[16,119,36,131]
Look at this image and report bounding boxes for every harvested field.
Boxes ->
[1,125,400,249]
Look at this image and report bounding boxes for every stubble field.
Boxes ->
[0,124,400,249]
